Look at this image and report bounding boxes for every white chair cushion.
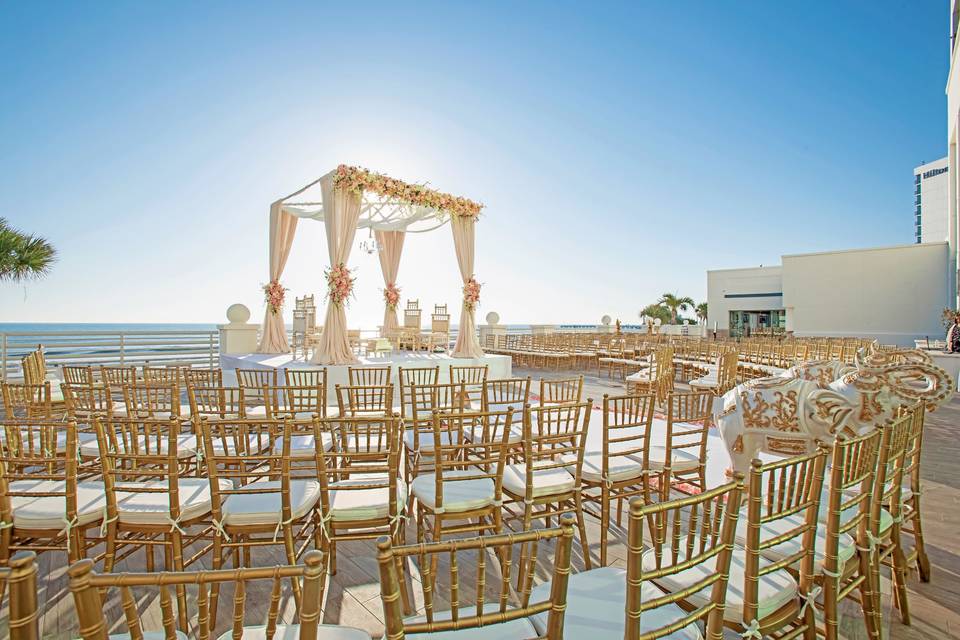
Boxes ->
[573,451,644,484]
[403,603,540,639]
[80,434,198,459]
[327,476,407,522]
[221,479,321,527]
[643,547,797,623]
[734,510,856,571]
[404,429,459,453]
[645,446,701,472]
[49,386,65,403]
[411,469,496,513]
[529,566,701,639]
[215,625,367,640]
[272,433,333,457]
[112,632,188,640]
[115,478,226,526]
[502,464,576,498]
[10,480,107,530]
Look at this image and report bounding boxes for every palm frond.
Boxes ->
[0,218,57,282]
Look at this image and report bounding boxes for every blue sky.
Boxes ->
[0,2,949,326]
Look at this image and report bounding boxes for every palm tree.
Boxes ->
[639,303,671,324]
[657,292,695,324]
[696,302,708,324]
[0,218,56,282]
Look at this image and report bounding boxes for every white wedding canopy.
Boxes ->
[257,165,486,365]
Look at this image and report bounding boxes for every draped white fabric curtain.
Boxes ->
[451,215,484,358]
[312,175,362,364]
[375,230,405,336]
[256,202,299,353]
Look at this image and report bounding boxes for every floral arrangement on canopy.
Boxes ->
[263,280,287,315]
[332,164,484,219]
[463,277,481,310]
[326,263,355,306]
[383,283,401,310]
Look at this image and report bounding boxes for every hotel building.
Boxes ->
[914,157,949,244]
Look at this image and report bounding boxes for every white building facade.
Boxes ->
[707,243,950,346]
[945,1,960,306]
[914,157,949,244]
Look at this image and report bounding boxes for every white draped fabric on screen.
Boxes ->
[375,230,405,335]
[256,164,485,363]
[451,215,484,357]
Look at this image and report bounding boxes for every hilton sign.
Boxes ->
[923,166,948,180]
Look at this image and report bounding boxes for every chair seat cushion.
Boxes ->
[404,429,459,453]
[735,510,856,571]
[574,451,644,484]
[10,480,107,530]
[327,476,407,522]
[80,434,198,459]
[115,478,226,526]
[502,464,576,498]
[403,603,540,639]
[246,405,339,419]
[215,625,368,640]
[221,479,321,527]
[112,632,188,640]
[272,433,333,457]
[645,445,701,472]
[643,547,798,623]
[411,470,496,513]
[529,566,701,639]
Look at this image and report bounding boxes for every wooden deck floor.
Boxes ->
[4,368,959,639]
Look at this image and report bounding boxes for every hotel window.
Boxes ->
[915,195,921,205]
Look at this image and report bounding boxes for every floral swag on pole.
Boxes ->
[263,280,288,315]
[383,282,401,309]
[325,263,355,306]
[463,277,481,311]
[333,164,483,219]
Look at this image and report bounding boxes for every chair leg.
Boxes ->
[282,524,303,609]
[600,487,610,567]
[910,498,932,582]
[209,535,223,632]
[170,531,188,631]
[573,495,592,570]
[890,537,911,623]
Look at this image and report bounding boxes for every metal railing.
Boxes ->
[0,329,219,381]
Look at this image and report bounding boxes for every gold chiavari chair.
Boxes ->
[96,417,215,623]
[648,390,712,498]
[403,382,465,494]
[474,376,531,413]
[0,551,40,640]
[398,366,440,408]
[313,414,404,575]
[0,419,105,568]
[348,365,391,387]
[580,393,655,566]
[142,365,182,388]
[61,364,96,385]
[61,382,116,458]
[99,364,138,388]
[68,549,369,640]
[335,383,393,417]
[900,403,931,582]
[411,408,514,549]
[187,384,246,424]
[122,381,181,419]
[530,479,745,640]
[677,449,828,639]
[1,382,55,420]
[537,375,583,406]
[182,367,223,388]
[236,368,280,415]
[254,384,336,460]
[807,428,883,640]
[503,402,593,571]
[871,410,915,626]
[377,515,575,639]
[449,364,488,407]
[199,416,322,621]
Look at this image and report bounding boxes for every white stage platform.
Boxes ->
[220,352,512,403]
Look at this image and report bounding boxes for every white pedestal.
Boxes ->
[219,324,260,355]
[479,324,506,345]
[530,324,558,335]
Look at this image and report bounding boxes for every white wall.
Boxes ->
[706,266,783,333]
[781,243,949,346]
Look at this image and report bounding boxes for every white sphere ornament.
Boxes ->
[654,318,662,326]
[486,311,500,325]
[227,303,251,324]
[601,315,612,326]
